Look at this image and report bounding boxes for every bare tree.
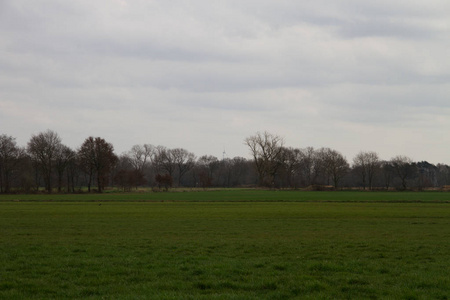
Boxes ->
[436,164,450,186]
[153,146,176,179]
[353,151,380,190]
[128,144,154,172]
[279,147,301,188]
[78,142,94,192]
[217,157,251,187]
[0,135,25,193]
[244,131,285,187]
[27,130,62,193]
[66,152,81,193]
[120,144,155,188]
[318,148,349,189]
[78,137,118,193]
[196,155,220,188]
[380,160,394,190]
[171,148,196,186]
[298,147,322,187]
[391,155,415,190]
[54,145,76,193]
[416,161,438,190]
[155,173,173,191]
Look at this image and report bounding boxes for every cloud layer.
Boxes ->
[1,0,450,163]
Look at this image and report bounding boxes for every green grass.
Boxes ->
[1,189,450,202]
[1,199,449,299]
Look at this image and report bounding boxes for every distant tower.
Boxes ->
[222,148,226,161]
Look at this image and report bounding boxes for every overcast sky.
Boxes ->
[1,0,450,164]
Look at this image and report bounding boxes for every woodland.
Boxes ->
[0,130,449,193]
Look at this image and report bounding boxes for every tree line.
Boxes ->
[0,130,449,193]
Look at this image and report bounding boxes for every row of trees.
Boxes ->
[0,131,118,193]
[1,130,449,193]
[244,131,449,190]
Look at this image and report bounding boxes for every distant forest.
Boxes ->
[1,130,449,193]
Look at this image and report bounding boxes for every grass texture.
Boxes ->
[1,189,450,203]
[0,193,449,299]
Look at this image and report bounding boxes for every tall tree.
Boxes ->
[228,157,251,187]
[353,151,380,190]
[27,130,62,193]
[114,154,146,191]
[196,155,220,188]
[391,155,415,190]
[78,137,118,193]
[298,147,322,187]
[153,146,176,178]
[381,160,394,190]
[128,144,154,172]
[0,135,25,193]
[244,131,284,187]
[318,148,349,189]
[279,147,301,188]
[54,145,76,192]
[436,164,450,187]
[66,151,81,193]
[171,148,196,186]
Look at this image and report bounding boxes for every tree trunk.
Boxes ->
[88,171,92,192]
[97,174,102,193]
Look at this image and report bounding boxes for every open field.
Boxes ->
[1,189,450,203]
[1,192,449,299]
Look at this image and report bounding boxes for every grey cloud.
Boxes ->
[2,0,450,163]
[337,17,445,39]
[234,0,449,39]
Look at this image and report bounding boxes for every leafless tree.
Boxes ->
[436,164,450,186]
[318,148,349,189]
[128,144,154,172]
[27,130,62,193]
[54,145,76,192]
[65,152,81,193]
[416,161,438,189]
[78,137,118,193]
[120,144,155,188]
[171,148,196,186]
[155,173,173,191]
[298,147,322,187]
[279,147,302,188]
[152,146,176,179]
[380,160,394,190]
[391,155,416,190]
[0,135,25,193]
[244,131,285,187]
[353,151,380,190]
[196,155,220,187]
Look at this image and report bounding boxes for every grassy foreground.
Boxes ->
[1,189,450,203]
[1,199,450,299]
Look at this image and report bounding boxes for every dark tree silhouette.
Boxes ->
[245,131,284,187]
[391,155,416,190]
[0,134,25,193]
[353,151,380,190]
[27,130,62,193]
[318,148,349,189]
[78,137,118,193]
[155,173,173,191]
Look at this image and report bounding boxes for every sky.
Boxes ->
[1,0,450,164]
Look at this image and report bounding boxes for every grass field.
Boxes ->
[1,189,450,203]
[1,191,449,299]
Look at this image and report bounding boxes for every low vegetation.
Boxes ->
[1,191,449,299]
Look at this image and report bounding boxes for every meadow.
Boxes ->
[1,190,449,299]
[1,189,450,203]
